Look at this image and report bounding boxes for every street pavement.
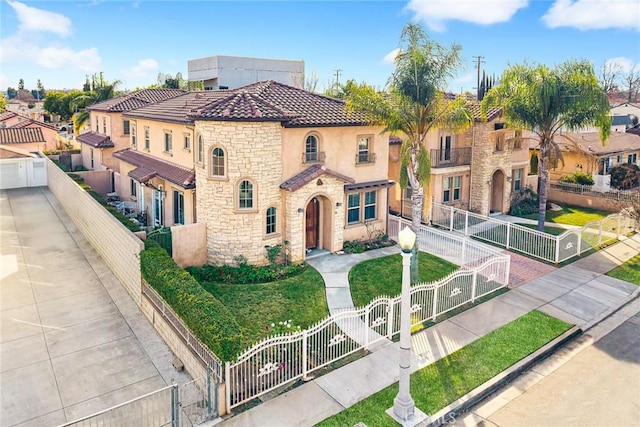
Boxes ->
[0,188,190,427]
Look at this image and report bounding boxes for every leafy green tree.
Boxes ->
[6,87,17,99]
[346,23,471,280]
[482,60,610,231]
[0,94,7,113]
[36,79,45,100]
[72,75,121,133]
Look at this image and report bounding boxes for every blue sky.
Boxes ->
[1,0,638,93]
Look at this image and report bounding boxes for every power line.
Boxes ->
[472,56,485,99]
[333,69,342,87]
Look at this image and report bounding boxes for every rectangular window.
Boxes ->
[90,148,94,169]
[123,120,130,135]
[173,190,184,224]
[453,176,461,201]
[617,155,622,163]
[184,134,191,150]
[130,179,137,197]
[131,124,136,148]
[144,128,150,150]
[164,132,172,153]
[95,116,99,132]
[364,191,376,221]
[357,137,371,163]
[443,176,461,203]
[347,193,360,224]
[102,117,106,134]
[513,130,522,149]
[629,153,638,164]
[513,169,522,191]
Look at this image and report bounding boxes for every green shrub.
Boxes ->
[610,163,640,190]
[510,187,539,216]
[141,240,244,360]
[559,172,594,185]
[343,239,365,254]
[187,262,305,285]
[74,165,88,172]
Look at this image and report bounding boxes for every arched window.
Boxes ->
[305,135,319,163]
[238,180,253,209]
[197,135,204,164]
[211,147,225,177]
[266,207,277,235]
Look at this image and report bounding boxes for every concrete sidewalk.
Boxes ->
[218,234,640,427]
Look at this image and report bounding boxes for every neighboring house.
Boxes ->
[0,112,59,150]
[188,55,305,90]
[611,102,640,125]
[116,80,391,265]
[529,132,640,181]
[388,103,530,217]
[0,127,52,152]
[79,88,186,172]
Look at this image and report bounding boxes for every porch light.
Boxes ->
[398,227,416,253]
[297,208,304,214]
[336,202,342,208]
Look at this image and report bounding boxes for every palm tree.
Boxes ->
[482,60,611,231]
[346,23,471,280]
[72,79,121,134]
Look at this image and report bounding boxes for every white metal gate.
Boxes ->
[0,157,47,189]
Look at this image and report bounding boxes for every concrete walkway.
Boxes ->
[0,188,190,427]
[218,233,640,427]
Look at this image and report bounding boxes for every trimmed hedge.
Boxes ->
[141,240,244,360]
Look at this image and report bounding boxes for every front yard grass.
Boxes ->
[519,205,610,226]
[348,252,458,307]
[316,310,571,427]
[200,266,329,350]
[607,254,640,286]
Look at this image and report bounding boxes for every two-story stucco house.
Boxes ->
[388,104,530,219]
[115,81,392,265]
[77,89,186,172]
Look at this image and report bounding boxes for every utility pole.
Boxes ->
[333,69,342,95]
[473,56,485,100]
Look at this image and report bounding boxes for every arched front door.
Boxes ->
[305,197,319,249]
[490,170,505,213]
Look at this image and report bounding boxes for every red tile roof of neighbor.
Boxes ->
[280,164,355,191]
[113,148,195,189]
[0,128,46,144]
[552,132,640,156]
[87,89,186,112]
[466,103,502,122]
[77,131,114,148]
[0,111,19,122]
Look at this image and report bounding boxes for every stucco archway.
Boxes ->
[304,194,333,251]
[490,169,505,213]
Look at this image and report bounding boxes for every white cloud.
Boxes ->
[542,0,640,31]
[7,0,72,37]
[123,59,159,79]
[406,0,528,32]
[605,57,639,74]
[382,48,401,65]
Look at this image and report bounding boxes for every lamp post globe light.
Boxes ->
[386,226,428,426]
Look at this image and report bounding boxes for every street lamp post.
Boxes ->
[386,226,428,426]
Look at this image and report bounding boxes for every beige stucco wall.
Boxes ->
[75,170,112,195]
[127,118,195,169]
[171,222,207,267]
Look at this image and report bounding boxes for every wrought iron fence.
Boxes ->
[431,202,637,263]
[550,181,640,202]
[224,234,510,412]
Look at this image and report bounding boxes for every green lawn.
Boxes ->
[607,254,640,286]
[316,310,571,427]
[348,252,458,307]
[200,266,329,349]
[520,205,610,226]
[517,223,568,236]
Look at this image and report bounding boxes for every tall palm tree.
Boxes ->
[482,60,611,231]
[346,23,471,280]
[72,79,121,134]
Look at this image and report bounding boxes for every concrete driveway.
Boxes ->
[1,188,189,427]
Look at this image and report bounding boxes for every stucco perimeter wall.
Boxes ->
[172,222,207,268]
[46,157,144,304]
[74,170,112,195]
[195,121,283,265]
[547,188,620,213]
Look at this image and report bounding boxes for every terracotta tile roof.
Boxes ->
[194,80,368,127]
[0,128,46,144]
[554,132,640,156]
[466,102,502,122]
[195,91,291,122]
[0,111,19,122]
[77,131,114,148]
[87,88,186,112]
[7,118,58,131]
[123,91,230,123]
[389,135,402,145]
[113,148,195,189]
[0,146,36,159]
[280,164,355,191]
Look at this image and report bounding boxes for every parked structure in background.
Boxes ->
[388,103,530,218]
[187,55,305,90]
[0,111,58,152]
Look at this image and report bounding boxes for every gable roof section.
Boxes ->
[113,148,195,189]
[87,88,186,112]
[77,131,114,148]
[554,132,640,156]
[195,91,291,121]
[466,102,502,122]
[123,91,230,123]
[280,164,355,191]
[0,111,20,122]
[0,128,46,144]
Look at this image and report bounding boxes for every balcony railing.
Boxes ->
[356,152,376,165]
[302,151,326,164]
[430,147,472,168]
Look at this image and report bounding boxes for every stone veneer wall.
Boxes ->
[468,122,516,216]
[195,121,284,265]
[45,156,144,304]
[283,175,347,262]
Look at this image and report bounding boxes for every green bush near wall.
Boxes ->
[141,239,245,360]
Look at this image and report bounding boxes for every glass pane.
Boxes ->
[348,208,360,223]
[365,191,376,205]
[364,205,376,220]
[348,193,360,208]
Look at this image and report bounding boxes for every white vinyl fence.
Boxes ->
[431,203,637,263]
[225,219,510,412]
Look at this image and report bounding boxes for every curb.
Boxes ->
[580,286,640,332]
[425,325,582,427]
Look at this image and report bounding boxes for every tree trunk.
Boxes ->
[537,140,550,232]
[410,183,423,283]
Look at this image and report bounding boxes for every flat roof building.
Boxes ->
[187,55,305,90]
